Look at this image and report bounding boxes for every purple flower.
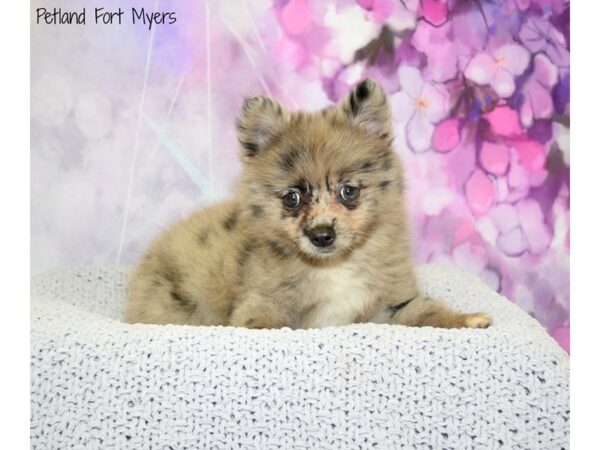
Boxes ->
[390,66,450,152]
[519,16,569,69]
[520,54,559,127]
[412,20,463,83]
[465,44,530,98]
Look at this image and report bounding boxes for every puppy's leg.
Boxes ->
[229,292,289,329]
[389,294,492,329]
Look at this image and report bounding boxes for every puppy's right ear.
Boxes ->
[235,96,287,158]
[340,78,392,140]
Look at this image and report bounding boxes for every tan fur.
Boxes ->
[125,79,492,330]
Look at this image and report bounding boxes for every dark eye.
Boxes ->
[340,185,358,201]
[283,191,301,208]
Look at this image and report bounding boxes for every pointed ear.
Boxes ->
[235,96,287,157]
[340,78,392,139]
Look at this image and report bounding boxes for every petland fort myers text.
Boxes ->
[35,7,177,30]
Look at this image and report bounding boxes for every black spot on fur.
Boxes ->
[240,141,259,156]
[350,80,371,117]
[389,295,417,316]
[237,241,254,280]
[293,179,312,196]
[266,240,291,259]
[382,158,393,171]
[379,180,391,191]
[349,93,359,116]
[239,241,253,265]
[280,148,301,172]
[235,122,248,132]
[157,257,195,313]
[360,161,375,172]
[356,80,370,101]
[242,96,258,111]
[159,257,183,286]
[250,204,264,218]
[171,290,197,312]
[198,229,210,246]
[278,279,298,291]
[223,209,239,231]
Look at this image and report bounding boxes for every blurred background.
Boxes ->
[31,0,570,350]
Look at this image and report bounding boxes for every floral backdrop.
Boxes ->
[31,0,570,350]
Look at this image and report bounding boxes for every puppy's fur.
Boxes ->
[125,79,491,330]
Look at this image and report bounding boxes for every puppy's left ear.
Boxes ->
[341,78,392,139]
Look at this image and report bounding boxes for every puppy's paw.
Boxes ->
[242,316,287,329]
[464,312,492,329]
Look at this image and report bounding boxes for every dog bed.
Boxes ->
[30,264,569,449]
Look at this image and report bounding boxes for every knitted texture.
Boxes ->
[30,264,569,449]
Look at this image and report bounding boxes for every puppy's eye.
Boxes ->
[283,191,301,208]
[340,185,358,201]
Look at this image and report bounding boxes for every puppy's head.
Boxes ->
[236,79,404,263]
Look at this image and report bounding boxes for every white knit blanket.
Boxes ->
[30,264,569,449]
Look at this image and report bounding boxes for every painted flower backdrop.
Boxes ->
[31,0,570,350]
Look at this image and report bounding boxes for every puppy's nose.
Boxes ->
[308,225,336,248]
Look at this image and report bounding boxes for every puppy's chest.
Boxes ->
[299,264,374,328]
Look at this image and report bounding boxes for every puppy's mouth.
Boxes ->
[313,246,335,255]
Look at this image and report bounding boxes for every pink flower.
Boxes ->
[390,66,450,152]
[510,138,547,173]
[520,54,559,127]
[494,146,548,204]
[480,141,510,175]
[274,0,333,72]
[420,0,449,27]
[279,0,312,36]
[484,105,522,137]
[465,44,530,98]
[465,169,496,216]
[432,118,461,153]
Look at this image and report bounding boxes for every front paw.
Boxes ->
[463,312,492,329]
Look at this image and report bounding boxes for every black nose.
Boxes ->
[308,225,336,248]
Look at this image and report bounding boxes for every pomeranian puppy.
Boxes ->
[125,79,491,330]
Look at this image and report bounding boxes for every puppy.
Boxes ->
[125,79,492,330]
